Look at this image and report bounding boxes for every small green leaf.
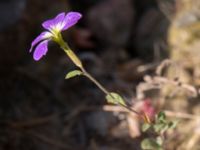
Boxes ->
[157,112,166,122]
[141,138,162,150]
[106,92,126,106]
[65,70,82,79]
[168,120,179,129]
[142,123,151,132]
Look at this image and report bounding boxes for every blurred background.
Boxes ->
[1,0,200,149]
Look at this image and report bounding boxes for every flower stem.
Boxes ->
[81,67,110,95]
[57,34,143,118]
[82,67,142,116]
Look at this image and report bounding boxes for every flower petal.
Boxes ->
[33,40,49,61]
[29,31,52,52]
[42,19,54,30]
[54,12,65,26]
[62,12,82,31]
[42,12,65,30]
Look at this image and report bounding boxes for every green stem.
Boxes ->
[81,67,141,115]
[57,34,142,117]
[81,67,110,95]
[82,67,141,115]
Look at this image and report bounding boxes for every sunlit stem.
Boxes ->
[81,67,109,95]
[57,33,143,118]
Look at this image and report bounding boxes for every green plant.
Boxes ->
[141,112,179,150]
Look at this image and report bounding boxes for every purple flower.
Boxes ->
[29,12,82,61]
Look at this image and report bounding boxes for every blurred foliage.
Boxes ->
[141,112,178,150]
